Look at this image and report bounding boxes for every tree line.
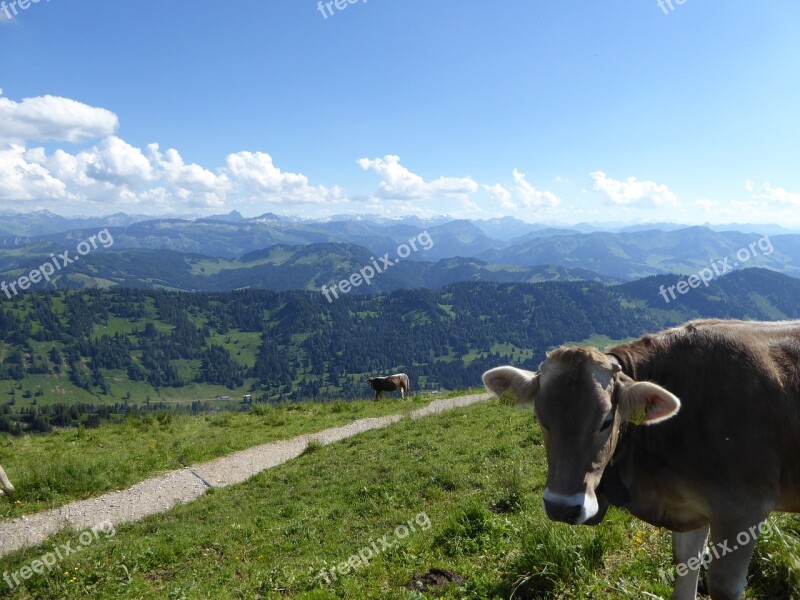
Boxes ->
[0,282,660,432]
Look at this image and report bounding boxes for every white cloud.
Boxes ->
[83,136,154,185]
[693,198,719,213]
[431,176,479,196]
[1,140,344,210]
[513,169,561,208]
[358,155,478,201]
[483,172,560,212]
[36,147,98,189]
[590,171,678,206]
[747,181,800,205]
[148,144,230,208]
[24,144,152,207]
[0,92,240,210]
[672,196,791,226]
[0,90,118,143]
[225,151,344,205]
[0,87,345,210]
[459,197,486,216]
[483,183,515,209]
[0,144,67,201]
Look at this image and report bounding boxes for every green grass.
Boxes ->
[0,392,459,521]
[562,334,635,350]
[205,331,262,369]
[2,374,103,406]
[2,373,263,408]
[0,399,797,599]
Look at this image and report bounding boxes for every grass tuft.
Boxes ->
[506,520,618,599]
[302,440,324,456]
[435,498,496,557]
[749,515,800,599]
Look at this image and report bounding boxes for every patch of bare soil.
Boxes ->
[406,568,467,592]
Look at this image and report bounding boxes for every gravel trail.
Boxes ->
[0,393,490,557]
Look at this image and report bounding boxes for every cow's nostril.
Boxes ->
[544,496,584,522]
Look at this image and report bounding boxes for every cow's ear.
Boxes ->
[619,381,680,425]
[482,366,540,406]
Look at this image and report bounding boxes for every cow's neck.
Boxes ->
[601,351,640,508]
[601,460,631,507]
[604,350,685,526]
[606,336,663,381]
[606,349,647,381]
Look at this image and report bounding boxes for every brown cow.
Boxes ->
[369,373,409,400]
[0,464,13,496]
[483,319,800,600]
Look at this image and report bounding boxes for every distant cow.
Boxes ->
[483,319,800,600]
[369,373,410,400]
[0,464,13,496]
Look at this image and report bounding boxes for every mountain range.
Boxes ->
[1,211,800,291]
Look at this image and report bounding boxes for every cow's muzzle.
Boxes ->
[542,488,603,525]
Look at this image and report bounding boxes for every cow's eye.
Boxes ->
[599,414,614,433]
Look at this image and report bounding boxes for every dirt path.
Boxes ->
[0,393,490,558]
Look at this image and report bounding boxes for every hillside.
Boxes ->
[0,280,656,430]
[482,227,799,280]
[618,268,800,319]
[0,245,615,294]
[0,269,798,434]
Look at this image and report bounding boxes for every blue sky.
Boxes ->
[0,0,798,224]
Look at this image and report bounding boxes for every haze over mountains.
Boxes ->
[3,209,800,238]
[2,210,800,292]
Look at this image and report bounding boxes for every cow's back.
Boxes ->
[609,319,800,520]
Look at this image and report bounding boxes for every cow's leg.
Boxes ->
[0,464,14,496]
[670,526,709,600]
[706,518,764,600]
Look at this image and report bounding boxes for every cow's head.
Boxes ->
[482,346,680,526]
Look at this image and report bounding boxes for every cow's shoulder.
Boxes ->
[610,319,800,386]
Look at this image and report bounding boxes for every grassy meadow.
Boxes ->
[0,392,471,521]
[0,399,798,599]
